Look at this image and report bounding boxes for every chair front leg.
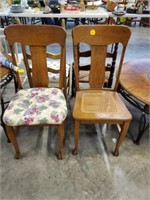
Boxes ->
[73,120,80,155]
[113,121,130,156]
[57,123,64,159]
[5,125,21,159]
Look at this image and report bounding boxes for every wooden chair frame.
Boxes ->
[72,25,132,156]
[3,24,67,159]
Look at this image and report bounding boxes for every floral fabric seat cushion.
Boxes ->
[3,87,67,126]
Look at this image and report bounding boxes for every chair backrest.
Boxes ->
[73,39,118,87]
[4,24,66,89]
[72,25,131,91]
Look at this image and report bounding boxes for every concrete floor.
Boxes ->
[0,25,150,200]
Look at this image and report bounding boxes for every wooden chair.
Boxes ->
[3,24,67,159]
[72,25,132,156]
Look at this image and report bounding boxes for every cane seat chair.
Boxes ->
[72,25,132,156]
[3,24,67,159]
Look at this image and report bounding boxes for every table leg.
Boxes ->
[133,112,149,144]
[119,86,149,144]
[1,93,11,143]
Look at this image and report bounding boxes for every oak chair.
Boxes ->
[72,25,132,156]
[3,24,68,159]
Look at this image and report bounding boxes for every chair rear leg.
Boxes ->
[57,123,64,159]
[5,125,21,159]
[113,121,130,156]
[73,120,80,155]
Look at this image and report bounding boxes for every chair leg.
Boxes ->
[73,120,80,155]
[113,121,130,156]
[5,125,21,159]
[57,123,64,159]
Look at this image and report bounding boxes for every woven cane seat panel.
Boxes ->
[81,93,118,113]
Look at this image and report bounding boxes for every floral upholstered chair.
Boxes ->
[3,25,68,159]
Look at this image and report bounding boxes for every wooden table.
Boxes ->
[119,59,150,144]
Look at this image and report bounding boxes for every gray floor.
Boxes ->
[0,25,150,200]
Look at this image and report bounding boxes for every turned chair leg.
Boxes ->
[57,123,64,159]
[73,120,80,155]
[113,121,130,156]
[5,125,21,159]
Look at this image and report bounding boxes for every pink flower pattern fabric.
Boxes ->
[3,88,67,126]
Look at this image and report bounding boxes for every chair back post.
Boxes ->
[8,45,23,89]
[73,44,80,91]
[59,44,66,92]
[114,45,127,91]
